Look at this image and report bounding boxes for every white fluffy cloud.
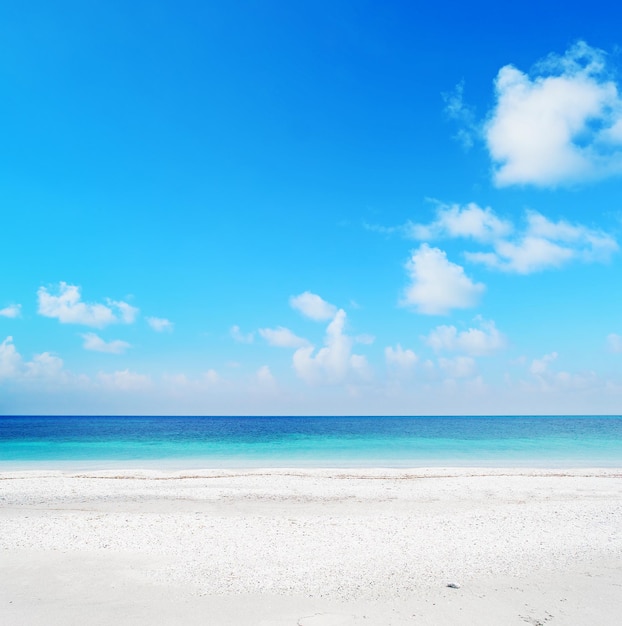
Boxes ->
[259,326,309,348]
[24,352,66,380]
[0,336,68,382]
[0,304,21,318]
[293,309,369,384]
[385,344,417,369]
[409,202,512,242]
[467,211,617,273]
[37,283,138,328]
[147,317,174,332]
[81,333,131,354]
[485,41,622,186]
[0,336,22,379]
[402,244,485,315]
[607,334,622,353]
[425,319,506,356]
[410,203,617,274]
[290,291,337,321]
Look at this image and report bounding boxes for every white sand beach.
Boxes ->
[1,468,621,625]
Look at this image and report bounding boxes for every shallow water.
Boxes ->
[1,415,621,468]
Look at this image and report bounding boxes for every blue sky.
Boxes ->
[1,1,622,414]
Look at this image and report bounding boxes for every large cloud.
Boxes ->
[37,283,138,328]
[485,41,622,186]
[402,244,485,315]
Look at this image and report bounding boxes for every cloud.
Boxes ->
[293,309,370,384]
[438,356,477,379]
[230,325,254,343]
[408,202,512,242]
[81,333,131,354]
[0,336,22,379]
[0,336,68,383]
[607,333,622,353]
[530,352,558,375]
[290,291,338,321]
[385,344,418,369]
[402,244,485,315]
[161,369,225,393]
[147,316,174,332]
[109,300,139,324]
[408,203,617,274]
[253,365,278,393]
[97,369,152,391]
[425,319,506,356]
[466,211,617,273]
[355,333,375,345]
[485,41,622,186]
[24,352,66,380]
[443,80,478,149]
[259,326,309,348]
[37,283,138,328]
[0,304,21,318]
[525,351,601,393]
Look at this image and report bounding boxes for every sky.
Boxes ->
[1,0,622,415]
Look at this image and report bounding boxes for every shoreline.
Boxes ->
[3,456,622,471]
[2,467,621,624]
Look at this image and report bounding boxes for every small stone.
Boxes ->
[447,582,461,589]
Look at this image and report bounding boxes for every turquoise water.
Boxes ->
[1,415,621,468]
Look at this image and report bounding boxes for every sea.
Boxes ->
[1,415,622,469]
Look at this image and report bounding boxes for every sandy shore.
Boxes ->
[1,468,621,625]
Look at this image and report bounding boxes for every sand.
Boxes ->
[1,468,621,625]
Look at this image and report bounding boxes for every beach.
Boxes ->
[1,468,621,625]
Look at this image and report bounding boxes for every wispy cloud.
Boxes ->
[97,369,152,391]
[230,325,254,343]
[81,332,131,354]
[290,291,337,321]
[259,326,309,348]
[438,356,477,379]
[607,333,622,353]
[442,80,478,149]
[147,316,174,332]
[0,304,21,319]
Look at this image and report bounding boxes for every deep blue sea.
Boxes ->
[1,415,621,469]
